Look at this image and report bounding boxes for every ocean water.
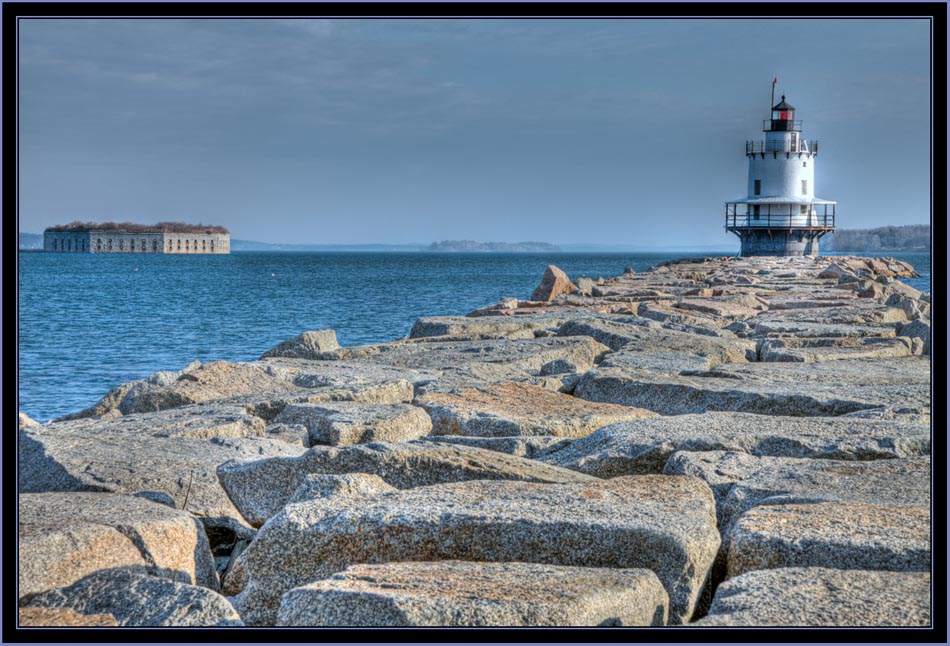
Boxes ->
[17,250,931,422]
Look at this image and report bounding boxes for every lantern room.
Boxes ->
[765,96,800,132]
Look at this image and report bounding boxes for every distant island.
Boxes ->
[427,240,561,252]
[229,240,425,252]
[823,224,930,252]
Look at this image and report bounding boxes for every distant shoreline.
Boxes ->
[18,230,931,254]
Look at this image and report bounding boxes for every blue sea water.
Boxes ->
[17,250,931,422]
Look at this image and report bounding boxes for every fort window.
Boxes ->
[153,240,159,252]
[210,240,214,252]
[97,240,102,251]
[141,239,146,252]
[177,240,181,250]
[131,240,136,251]
[202,240,206,251]
[108,239,113,250]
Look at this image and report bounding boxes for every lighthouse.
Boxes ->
[725,86,836,256]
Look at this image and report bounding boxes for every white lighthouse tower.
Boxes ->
[725,87,836,256]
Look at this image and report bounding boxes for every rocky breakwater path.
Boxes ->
[18,255,932,628]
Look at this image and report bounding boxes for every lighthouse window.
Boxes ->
[753,180,761,196]
[803,161,807,168]
[801,179,808,195]
[800,205,808,214]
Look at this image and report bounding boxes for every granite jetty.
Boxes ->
[18,254,932,628]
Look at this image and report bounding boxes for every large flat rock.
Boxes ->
[18,492,216,598]
[319,336,610,374]
[59,359,421,420]
[408,314,569,341]
[599,349,714,375]
[573,356,931,417]
[423,435,573,459]
[216,440,597,527]
[556,318,756,363]
[751,303,908,326]
[751,320,898,339]
[44,402,268,441]
[694,567,931,627]
[417,381,656,439]
[665,449,933,525]
[706,455,931,582]
[274,402,432,446]
[708,354,930,384]
[277,561,669,627]
[727,502,931,577]
[539,412,930,478]
[20,422,305,519]
[19,569,243,627]
[225,475,719,625]
[757,336,915,362]
[718,455,931,538]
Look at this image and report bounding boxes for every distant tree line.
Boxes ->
[45,221,229,234]
[428,240,561,252]
[823,224,930,252]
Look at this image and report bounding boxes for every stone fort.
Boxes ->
[44,222,230,254]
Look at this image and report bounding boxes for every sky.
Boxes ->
[18,18,931,246]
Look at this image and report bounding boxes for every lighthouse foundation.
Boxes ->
[736,229,828,257]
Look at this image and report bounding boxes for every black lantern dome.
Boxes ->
[766,95,800,132]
